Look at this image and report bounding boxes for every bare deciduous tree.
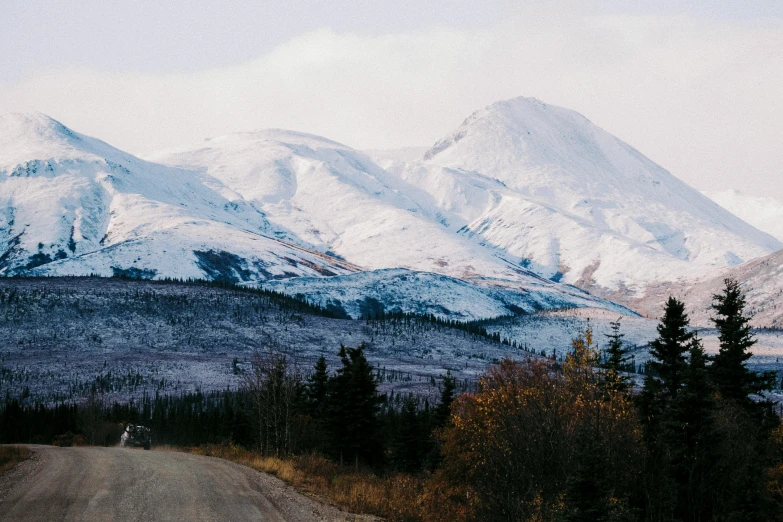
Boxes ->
[242,350,303,456]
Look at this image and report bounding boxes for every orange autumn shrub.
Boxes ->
[423,335,643,522]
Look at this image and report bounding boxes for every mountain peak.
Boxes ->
[0,112,78,143]
[423,96,592,165]
[411,96,781,291]
[0,113,138,172]
[0,112,90,168]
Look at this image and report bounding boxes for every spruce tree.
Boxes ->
[424,370,457,470]
[645,297,693,402]
[670,336,717,521]
[327,343,382,465]
[434,370,456,428]
[603,318,631,394]
[563,433,616,522]
[391,396,425,472]
[710,279,774,405]
[306,356,329,419]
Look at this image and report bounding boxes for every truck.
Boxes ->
[120,424,151,450]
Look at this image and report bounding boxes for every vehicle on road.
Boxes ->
[120,424,151,450]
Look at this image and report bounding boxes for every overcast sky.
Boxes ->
[1,1,781,198]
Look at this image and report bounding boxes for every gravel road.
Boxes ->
[0,445,374,522]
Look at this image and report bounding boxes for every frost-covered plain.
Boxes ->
[1,279,780,408]
[0,278,530,406]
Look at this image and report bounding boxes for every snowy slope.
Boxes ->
[150,98,780,301]
[407,97,780,293]
[0,113,358,281]
[4,99,778,322]
[705,189,783,242]
[0,113,635,320]
[260,268,634,321]
[149,129,546,285]
[628,248,783,329]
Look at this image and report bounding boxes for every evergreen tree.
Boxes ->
[391,396,425,472]
[306,356,329,419]
[327,343,382,465]
[644,297,693,402]
[562,433,623,522]
[710,279,774,405]
[670,336,717,521]
[603,318,631,394]
[434,370,456,428]
[637,297,696,518]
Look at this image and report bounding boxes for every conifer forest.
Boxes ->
[1,277,782,520]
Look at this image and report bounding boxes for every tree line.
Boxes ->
[424,279,783,521]
[0,342,454,474]
[1,278,782,520]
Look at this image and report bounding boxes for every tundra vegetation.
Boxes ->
[1,279,782,521]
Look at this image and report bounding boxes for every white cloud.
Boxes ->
[1,11,781,198]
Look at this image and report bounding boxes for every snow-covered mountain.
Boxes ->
[0,113,358,281]
[704,189,783,242]
[153,98,779,302]
[2,97,778,321]
[0,112,631,320]
[395,97,780,294]
[149,129,546,286]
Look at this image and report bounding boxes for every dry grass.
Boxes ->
[178,444,425,521]
[0,445,31,474]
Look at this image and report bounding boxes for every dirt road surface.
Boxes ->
[0,445,374,522]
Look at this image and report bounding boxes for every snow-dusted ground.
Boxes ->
[0,278,528,406]
[1,280,779,408]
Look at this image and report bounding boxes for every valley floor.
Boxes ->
[1,278,781,406]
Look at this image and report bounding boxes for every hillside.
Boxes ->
[148,128,542,285]
[629,248,783,328]
[154,97,779,300]
[403,97,780,293]
[0,113,357,281]
[2,99,780,321]
[1,278,779,410]
[0,277,524,405]
[260,267,632,321]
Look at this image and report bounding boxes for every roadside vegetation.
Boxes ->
[0,445,31,474]
[2,279,783,520]
[181,444,424,521]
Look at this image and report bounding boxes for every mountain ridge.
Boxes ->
[1,98,778,320]
[0,110,632,320]
[401,97,780,292]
